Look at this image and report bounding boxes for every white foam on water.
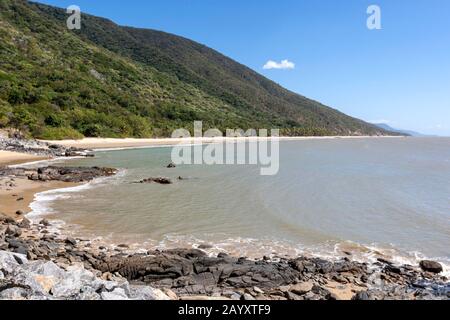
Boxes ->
[8,156,86,169]
[141,233,450,277]
[28,168,128,220]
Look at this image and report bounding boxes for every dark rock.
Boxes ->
[419,260,443,274]
[65,238,77,246]
[377,258,394,265]
[14,246,28,255]
[39,219,50,227]
[167,162,176,168]
[34,166,117,183]
[0,214,15,224]
[198,244,213,250]
[136,177,173,185]
[6,225,22,237]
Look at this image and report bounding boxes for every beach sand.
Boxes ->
[0,150,49,167]
[40,136,403,150]
[0,151,75,219]
[0,177,76,219]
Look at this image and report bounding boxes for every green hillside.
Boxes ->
[0,0,391,139]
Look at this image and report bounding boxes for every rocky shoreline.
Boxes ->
[0,133,93,158]
[0,144,448,300]
[0,206,448,300]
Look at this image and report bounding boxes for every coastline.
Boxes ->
[0,151,77,219]
[0,150,50,167]
[40,135,406,150]
[1,138,449,300]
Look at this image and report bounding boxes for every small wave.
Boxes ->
[150,234,450,277]
[8,156,87,169]
[28,168,128,220]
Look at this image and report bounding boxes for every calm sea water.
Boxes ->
[31,138,450,267]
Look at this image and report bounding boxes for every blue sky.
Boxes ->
[37,0,450,135]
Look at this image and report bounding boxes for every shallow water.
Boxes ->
[31,137,450,266]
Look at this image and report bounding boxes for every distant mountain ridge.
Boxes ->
[0,0,394,139]
[373,123,429,137]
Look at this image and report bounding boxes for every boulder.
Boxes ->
[290,281,314,295]
[39,219,50,227]
[136,177,173,185]
[18,218,31,229]
[129,286,171,300]
[10,268,49,296]
[6,225,22,237]
[167,162,176,168]
[419,260,443,274]
[101,288,129,300]
[0,287,30,300]
[65,238,77,246]
[51,265,96,298]
[0,251,28,273]
[22,261,66,279]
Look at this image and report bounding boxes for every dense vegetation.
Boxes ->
[0,0,390,139]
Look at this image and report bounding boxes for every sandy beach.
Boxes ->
[0,151,76,218]
[0,178,76,218]
[0,150,49,167]
[40,136,404,150]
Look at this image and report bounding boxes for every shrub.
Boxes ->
[37,127,84,140]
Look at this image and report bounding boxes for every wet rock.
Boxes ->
[39,219,50,227]
[167,162,176,168]
[65,238,77,246]
[18,218,31,229]
[136,177,173,185]
[198,244,213,250]
[419,260,443,274]
[33,166,117,183]
[0,214,15,224]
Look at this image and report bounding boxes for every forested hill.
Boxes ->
[0,0,392,139]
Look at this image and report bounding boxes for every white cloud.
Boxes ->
[263,59,295,70]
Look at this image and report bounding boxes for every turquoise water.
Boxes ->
[33,138,450,266]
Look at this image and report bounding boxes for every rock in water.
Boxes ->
[136,177,173,185]
[167,162,176,168]
[419,260,443,274]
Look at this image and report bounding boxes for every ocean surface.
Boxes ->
[30,137,450,269]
